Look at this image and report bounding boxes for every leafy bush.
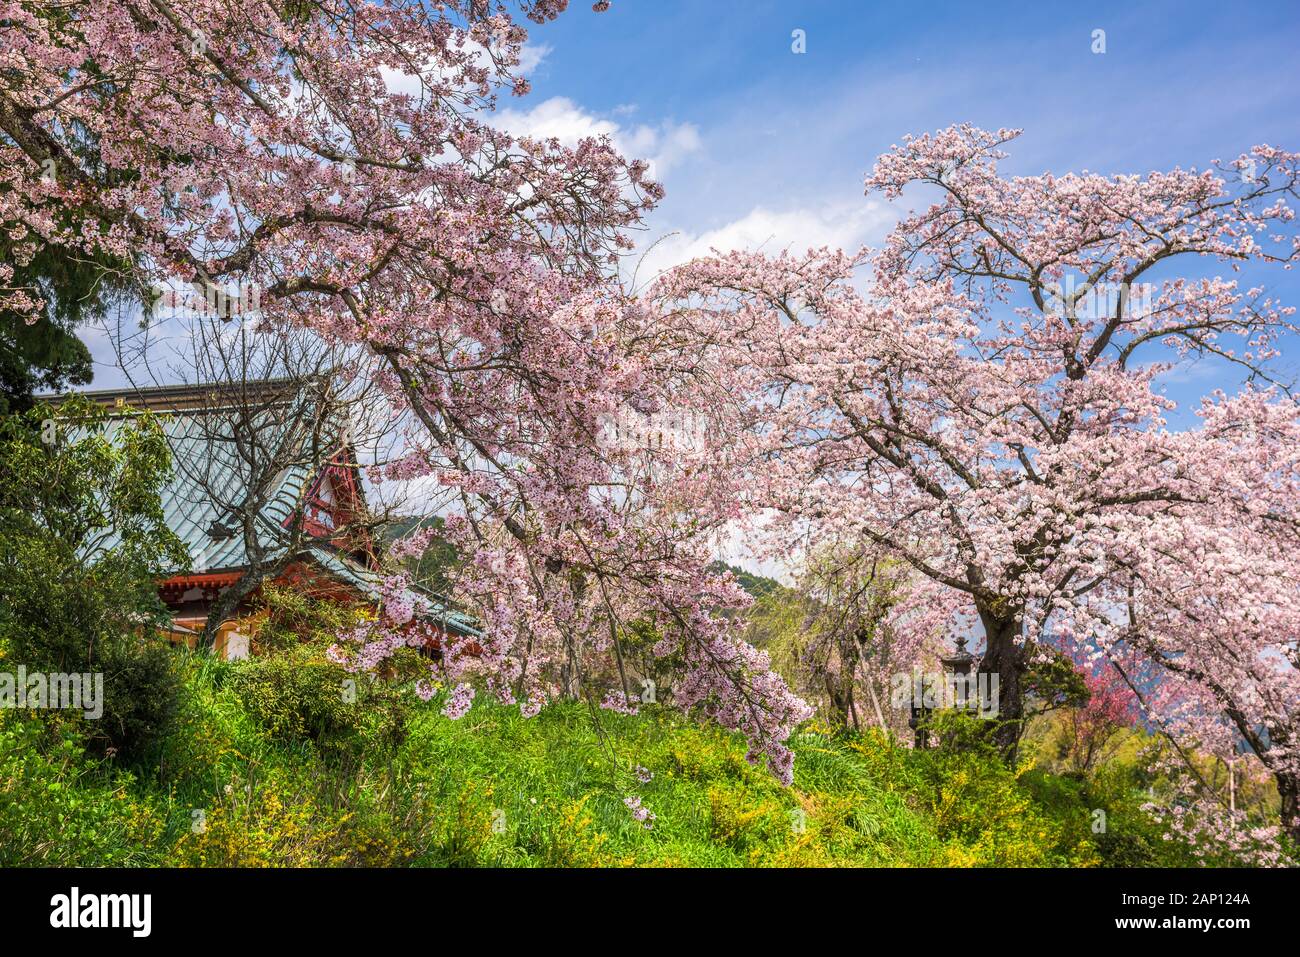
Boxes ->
[0,399,187,674]
[230,644,363,749]
[230,643,415,758]
[246,586,360,656]
[1,654,1283,868]
[230,589,418,755]
[0,399,187,767]
[89,638,185,765]
[916,711,1099,866]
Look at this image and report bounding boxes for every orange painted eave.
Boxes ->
[160,571,243,591]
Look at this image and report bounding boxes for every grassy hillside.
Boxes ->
[1,644,1223,868]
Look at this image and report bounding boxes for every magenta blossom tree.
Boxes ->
[0,0,810,780]
[653,125,1300,834]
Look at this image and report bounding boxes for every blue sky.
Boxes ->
[86,0,1300,414]
[497,0,1300,420]
[521,0,1300,209]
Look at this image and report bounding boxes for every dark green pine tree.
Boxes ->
[0,239,136,414]
[2,92,147,414]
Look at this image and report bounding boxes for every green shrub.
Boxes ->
[907,711,1099,866]
[88,638,185,765]
[0,399,187,675]
[1080,764,1201,867]
[0,653,1282,868]
[230,643,365,749]
[247,586,360,655]
[230,640,416,755]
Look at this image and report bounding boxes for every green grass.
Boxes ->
[1,646,1223,867]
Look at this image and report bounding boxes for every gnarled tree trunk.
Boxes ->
[976,603,1027,760]
[1273,769,1300,845]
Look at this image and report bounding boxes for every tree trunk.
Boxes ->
[1278,770,1300,846]
[976,603,1027,760]
[824,673,847,726]
[201,568,268,650]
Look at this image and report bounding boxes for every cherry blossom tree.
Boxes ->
[1091,394,1300,843]
[652,125,1300,830]
[0,0,810,780]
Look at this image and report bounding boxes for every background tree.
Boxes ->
[1047,662,1138,777]
[748,550,925,736]
[0,397,190,760]
[0,72,148,413]
[0,239,137,412]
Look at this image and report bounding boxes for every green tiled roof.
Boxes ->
[85,403,312,575]
[303,545,480,638]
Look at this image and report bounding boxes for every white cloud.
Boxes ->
[515,43,551,75]
[630,200,894,287]
[493,95,618,142]
[490,96,702,180]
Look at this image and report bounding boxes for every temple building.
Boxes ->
[64,381,477,659]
